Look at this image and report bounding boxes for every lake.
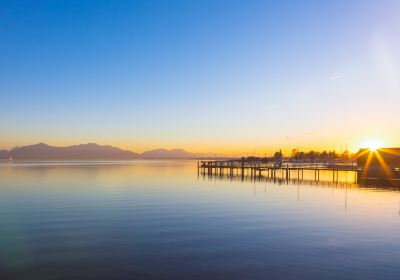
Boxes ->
[0,160,399,280]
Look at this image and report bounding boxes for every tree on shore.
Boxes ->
[274,150,283,164]
[289,149,352,163]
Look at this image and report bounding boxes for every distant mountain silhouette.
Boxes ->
[141,148,198,159]
[0,143,206,160]
[2,143,140,160]
[0,150,9,159]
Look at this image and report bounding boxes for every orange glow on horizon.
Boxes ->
[0,135,397,157]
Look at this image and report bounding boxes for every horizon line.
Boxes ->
[0,141,387,157]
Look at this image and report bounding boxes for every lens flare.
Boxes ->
[361,139,384,151]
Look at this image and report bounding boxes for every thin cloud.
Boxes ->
[329,73,344,81]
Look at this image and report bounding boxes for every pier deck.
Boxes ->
[197,159,400,183]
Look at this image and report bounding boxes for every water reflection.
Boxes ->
[199,167,400,192]
[1,161,400,280]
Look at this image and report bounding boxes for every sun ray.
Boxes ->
[355,148,370,159]
[377,148,399,156]
[374,150,393,178]
[361,150,374,178]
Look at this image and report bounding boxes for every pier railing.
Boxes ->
[198,159,400,183]
[199,160,358,170]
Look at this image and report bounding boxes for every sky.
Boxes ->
[1,0,400,155]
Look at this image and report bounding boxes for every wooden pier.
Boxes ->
[198,160,360,183]
[198,159,400,184]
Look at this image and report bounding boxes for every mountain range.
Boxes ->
[0,143,217,160]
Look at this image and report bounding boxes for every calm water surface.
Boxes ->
[1,161,400,280]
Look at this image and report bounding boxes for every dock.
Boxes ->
[198,160,358,183]
[198,158,400,184]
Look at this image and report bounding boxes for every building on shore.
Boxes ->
[356,148,400,179]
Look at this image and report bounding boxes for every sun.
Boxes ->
[360,139,384,151]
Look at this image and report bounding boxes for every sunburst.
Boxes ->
[360,139,384,151]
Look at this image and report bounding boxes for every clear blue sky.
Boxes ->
[1,0,399,154]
